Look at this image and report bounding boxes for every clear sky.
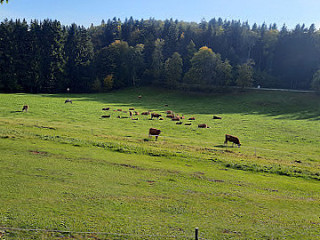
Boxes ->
[1,0,320,30]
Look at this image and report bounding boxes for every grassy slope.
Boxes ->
[0,88,320,239]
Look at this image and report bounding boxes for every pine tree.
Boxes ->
[164,52,183,88]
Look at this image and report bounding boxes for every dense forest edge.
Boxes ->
[1,17,320,93]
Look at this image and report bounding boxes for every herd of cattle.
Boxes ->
[99,97,241,148]
[20,97,241,148]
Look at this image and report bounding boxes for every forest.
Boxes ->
[1,17,320,93]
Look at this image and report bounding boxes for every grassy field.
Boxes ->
[0,87,320,239]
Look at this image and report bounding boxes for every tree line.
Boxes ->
[1,17,320,93]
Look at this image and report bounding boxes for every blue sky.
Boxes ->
[1,0,319,29]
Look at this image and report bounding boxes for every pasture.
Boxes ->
[0,87,320,239]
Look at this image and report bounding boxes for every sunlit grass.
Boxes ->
[0,88,320,239]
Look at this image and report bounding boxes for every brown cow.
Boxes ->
[22,105,29,112]
[151,113,161,119]
[167,114,175,118]
[198,124,209,128]
[188,117,195,120]
[65,99,72,104]
[141,112,150,115]
[172,117,180,121]
[224,134,241,148]
[149,128,161,140]
[166,110,173,114]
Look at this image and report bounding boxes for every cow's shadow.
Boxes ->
[214,144,235,148]
[10,111,23,113]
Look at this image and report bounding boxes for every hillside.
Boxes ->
[0,88,320,239]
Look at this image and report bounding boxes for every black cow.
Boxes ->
[151,113,161,119]
[22,105,29,112]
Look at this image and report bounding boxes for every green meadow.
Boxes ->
[0,88,320,239]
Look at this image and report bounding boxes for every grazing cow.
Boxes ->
[167,114,175,118]
[102,107,110,111]
[141,112,149,115]
[151,113,161,119]
[176,122,183,125]
[224,134,241,148]
[198,124,209,128]
[172,117,180,121]
[149,128,161,140]
[166,110,173,114]
[117,109,122,112]
[188,117,195,120]
[129,108,135,110]
[101,115,110,118]
[22,105,29,112]
[213,115,222,119]
[65,99,72,104]
[185,123,192,125]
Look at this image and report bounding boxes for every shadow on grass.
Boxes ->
[39,87,320,121]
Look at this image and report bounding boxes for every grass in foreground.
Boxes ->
[0,87,320,239]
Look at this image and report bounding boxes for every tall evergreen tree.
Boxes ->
[65,24,94,92]
[164,52,183,88]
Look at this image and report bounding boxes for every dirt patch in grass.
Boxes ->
[29,150,48,155]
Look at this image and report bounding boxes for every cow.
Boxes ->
[176,122,183,125]
[213,115,222,119]
[138,95,142,99]
[188,117,195,120]
[129,111,133,117]
[198,124,209,128]
[65,99,72,104]
[149,128,161,140]
[185,123,192,125]
[224,134,241,148]
[102,107,110,111]
[129,108,135,110]
[134,111,139,115]
[167,114,175,118]
[22,105,29,112]
[117,109,122,112]
[101,115,110,118]
[151,113,161,119]
[172,117,180,121]
[166,110,173,114]
[141,112,150,115]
